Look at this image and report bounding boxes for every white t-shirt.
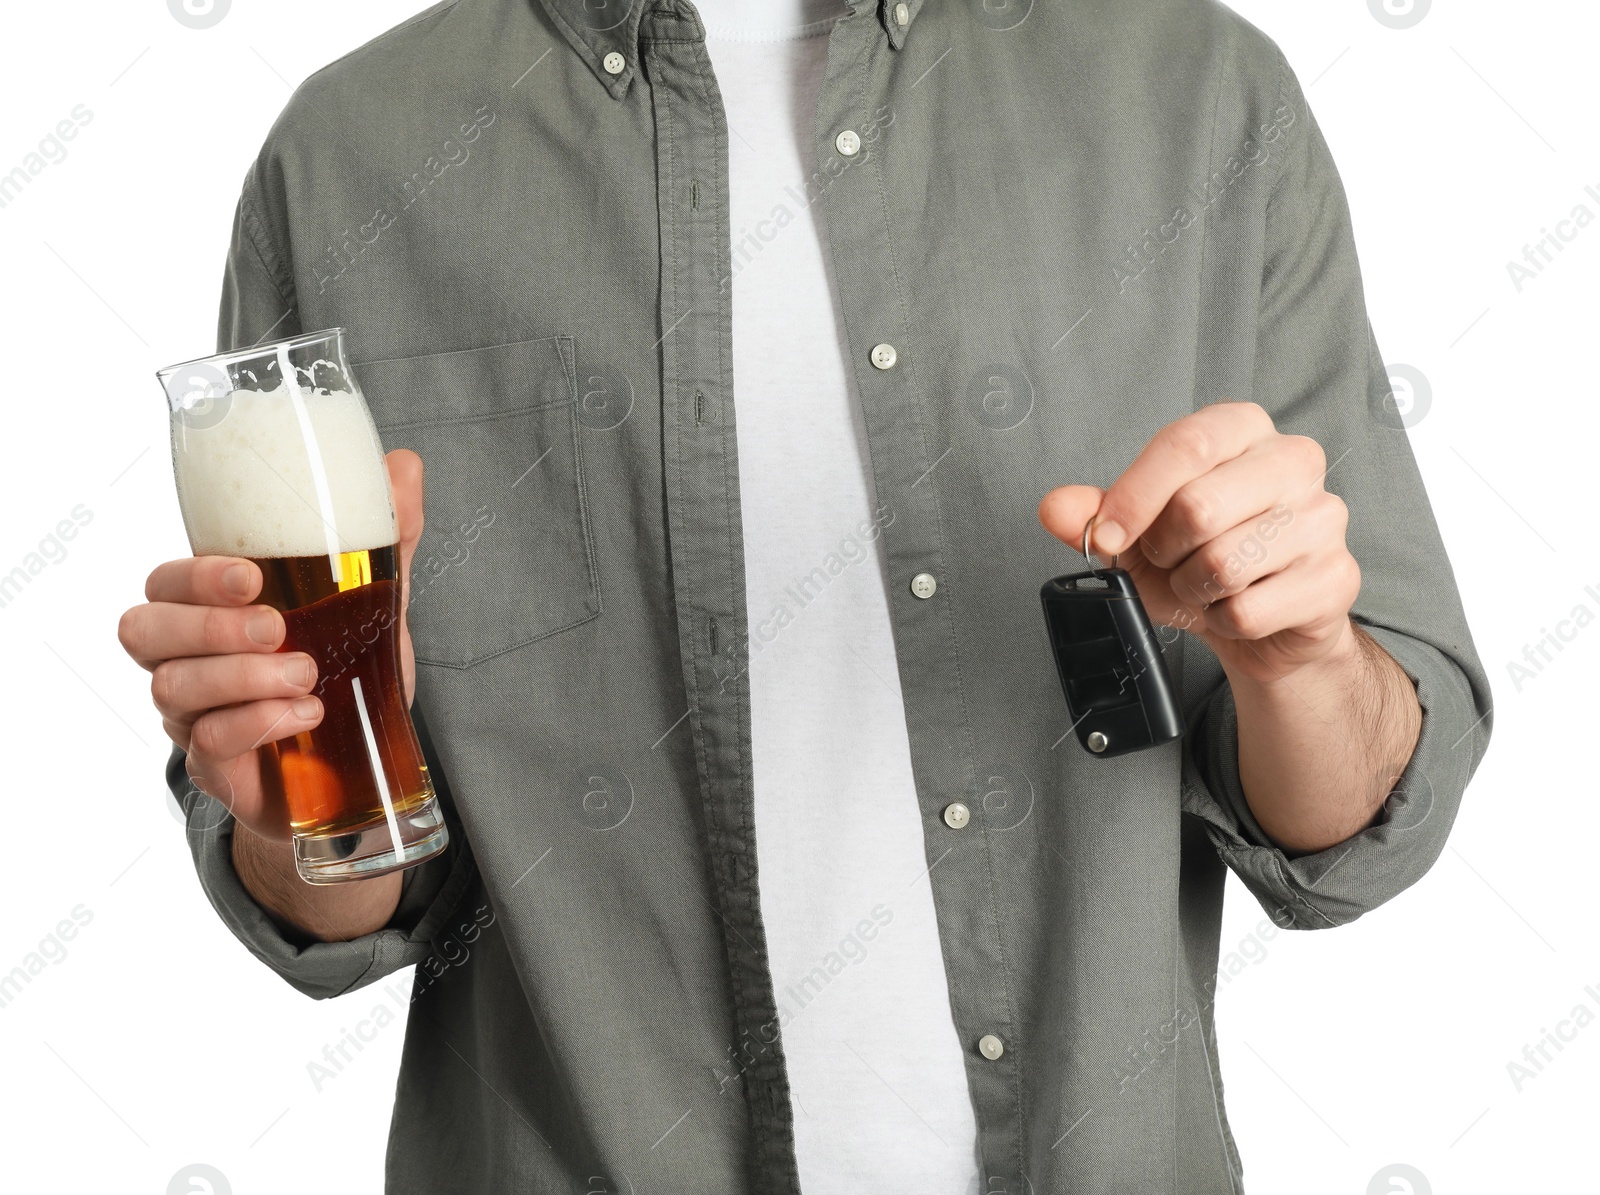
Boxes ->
[697,2,982,1190]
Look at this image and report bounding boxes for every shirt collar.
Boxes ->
[530,0,924,98]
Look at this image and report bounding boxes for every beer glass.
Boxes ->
[158,328,449,884]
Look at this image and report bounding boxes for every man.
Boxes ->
[118,0,1490,1190]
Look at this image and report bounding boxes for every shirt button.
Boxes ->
[894,1,909,25]
[978,1034,1005,1061]
[910,572,937,599]
[602,51,626,75]
[942,802,971,830]
[835,129,861,157]
[870,342,897,370]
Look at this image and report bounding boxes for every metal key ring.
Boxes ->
[1084,515,1120,573]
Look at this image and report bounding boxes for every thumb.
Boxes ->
[387,448,425,576]
[1039,482,1195,629]
[385,448,424,706]
[1037,485,1106,560]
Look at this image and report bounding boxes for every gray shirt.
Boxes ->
[172,0,1492,1190]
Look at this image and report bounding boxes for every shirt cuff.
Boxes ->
[168,748,477,999]
[1180,623,1487,929]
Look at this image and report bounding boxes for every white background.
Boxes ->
[0,1,1595,1192]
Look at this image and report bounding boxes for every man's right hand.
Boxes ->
[118,450,425,846]
[119,450,425,939]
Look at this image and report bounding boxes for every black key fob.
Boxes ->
[1040,567,1183,757]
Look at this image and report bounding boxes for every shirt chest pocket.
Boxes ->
[355,335,600,668]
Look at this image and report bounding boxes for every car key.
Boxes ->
[1039,519,1184,757]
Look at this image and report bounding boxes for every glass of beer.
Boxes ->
[158,328,448,884]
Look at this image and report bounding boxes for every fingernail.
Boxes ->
[222,563,253,597]
[245,610,279,645]
[292,696,321,720]
[283,656,315,689]
[1096,520,1127,553]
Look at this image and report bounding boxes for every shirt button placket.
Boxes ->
[814,42,1022,1186]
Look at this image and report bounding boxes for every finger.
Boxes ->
[119,601,284,669]
[1165,505,1309,609]
[1200,548,1361,643]
[183,748,254,817]
[1037,485,1106,558]
[152,651,318,725]
[1140,435,1323,568]
[189,695,324,763]
[1093,402,1276,557]
[145,556,262,605]
[163,716,189,750]
[1163,486,1345,609]
[182,748,286,838]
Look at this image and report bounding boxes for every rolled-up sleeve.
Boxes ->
[170,739,475,999]
[1179,55,1493,929]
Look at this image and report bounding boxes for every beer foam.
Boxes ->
[172,386,397,559]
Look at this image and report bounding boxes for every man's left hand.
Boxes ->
[1038,401,1362,685]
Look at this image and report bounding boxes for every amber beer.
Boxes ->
[252,545,431,835]
[160,328,448,883]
